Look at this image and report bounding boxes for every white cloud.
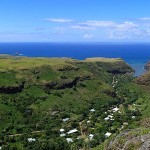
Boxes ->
[45,18,73,23]
[71,25,95,30]
[107,24,150,40]
[45,18,150,40]
[78,20,138,29]
[138,18,150,21]
[83,34,94,39]
[3,18,150,42]
[79,20,116,28]
[70,20,140,40]
[108,31,131,40]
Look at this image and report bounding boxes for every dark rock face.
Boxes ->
[103,89,116,98]
[45,75,91,90]
[0,82,24,94]
[136,61,150,85]
[57,65,79,71]
[45,81,58,89]
[136,73,150,86]
[95,61,134,74]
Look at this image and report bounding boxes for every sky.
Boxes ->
[1,0,150,42]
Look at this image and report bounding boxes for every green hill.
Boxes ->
[1,55,149,150]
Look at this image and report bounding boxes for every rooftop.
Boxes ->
[67,129,78,134]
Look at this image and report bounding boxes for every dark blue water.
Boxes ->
[0,42,150,76]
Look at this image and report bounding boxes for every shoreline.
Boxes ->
[0,54,147,76]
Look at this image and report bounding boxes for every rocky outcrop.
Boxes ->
[103,89,116,98]
[144,61,150,70]
[135,61,150,85]
[95,61,134,74]
[139,134,150,150]
[44,75,91,90]
[135,73,150,86]
[107,129,150,150]
[56,64,79,71]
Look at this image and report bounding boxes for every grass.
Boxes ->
[0,55,73,70]
[136,90,150,117]
[38,67,58,81]
[0,104,23,130]
[84,57,123,62]
[21,86,48,98]
[0,55,125,71]
[0,71,21,86]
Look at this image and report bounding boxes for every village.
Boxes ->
[22,76,140,148]
[0,63,141,149]
[22,101,139,149]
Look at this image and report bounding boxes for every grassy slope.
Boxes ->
[92,70,150,150]
[0,55,135,149]
[134,71,150,118]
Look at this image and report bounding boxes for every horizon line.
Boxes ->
[1,41,150,44]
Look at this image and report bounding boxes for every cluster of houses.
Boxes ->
[60,117,79,143]
[59,107,116,143]
[59,127,78,143]
[25,104,137,145]
[21,104,136,145]
[0,104,137,150]
[112,77,118,88]
[104,107,120,121]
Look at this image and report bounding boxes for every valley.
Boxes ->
[0,55,150,150]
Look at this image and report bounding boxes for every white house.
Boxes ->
[112,107,119,112]
[60,133,66,137]
[123,122,129,126]
[104,114,114,121]
[28,138,36,142]
[87,120,91,123]
[89,134,94,140]
[105,132,112,138]
[90,108,96,112]
[104,117,110,121]
[60,129,65,132]
[66,138,73,143]
[62,118,69,122]
[67,129,78,134]
[108,115,113,118]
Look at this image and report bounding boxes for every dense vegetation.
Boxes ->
[0,55,150,150]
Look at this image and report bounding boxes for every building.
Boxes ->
[105,132,112,138]
[67,129,78,134]
[28,138,36,142]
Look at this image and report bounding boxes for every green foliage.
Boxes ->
[0,71,22,86]
[0,56,146,150]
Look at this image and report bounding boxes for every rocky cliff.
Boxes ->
[144,61,150,70]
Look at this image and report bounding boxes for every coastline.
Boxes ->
[1,42,150,76]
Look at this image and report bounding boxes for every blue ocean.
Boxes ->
[0,42,150,76]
